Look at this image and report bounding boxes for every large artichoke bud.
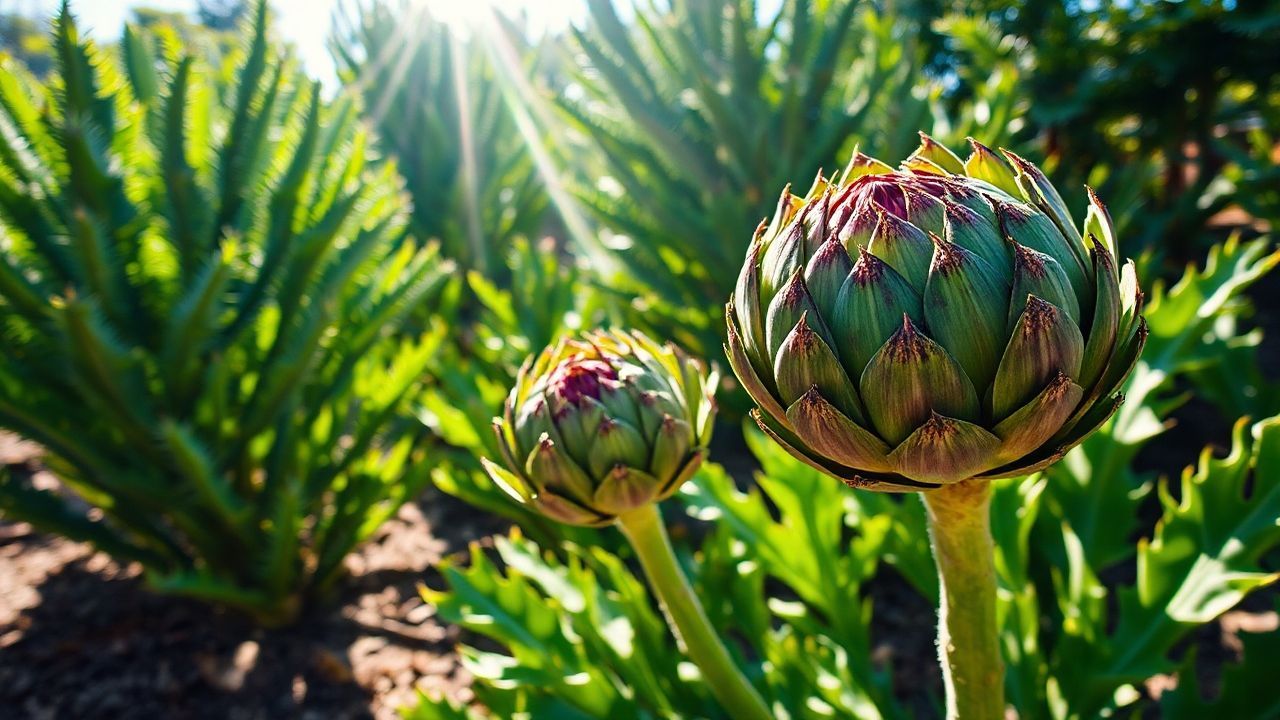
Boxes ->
[484,330,717,526]
[726,135,1146,491]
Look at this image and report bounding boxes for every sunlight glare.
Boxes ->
[413,0,584,35]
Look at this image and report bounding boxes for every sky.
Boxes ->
[13,0,590,84]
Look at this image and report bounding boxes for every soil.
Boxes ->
[0,433,507,720]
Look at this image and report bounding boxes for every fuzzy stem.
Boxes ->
[923,480,1005,720]
[616,503,771,720]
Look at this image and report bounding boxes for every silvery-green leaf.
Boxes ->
[493,420,523,477]
[859,316,980,445]
[525,434,595,504]
[889,413,1000,485]
[598,383,643,435]
[1118,259,1143,334]
[842,150,894,180]
[657,450,705,498]
[800,189,833,258]
[747,407,870,484]
[514,395,559,458]
[1002,149,1080,251]
[649,414,692,485]
[992,296,1085,419]
[773,313,866,423]
[946,179,1001,224]
[805,238,854,317]
[725,309,789,426]
[733,235,768,363]
[924,233,1010,390]
[592,465,659,516]
[765,269,828,359]
[557,395,605,464]
[964,138,1021,196]
[1084,186,1118,261]
[910,131,965,174]
[636,387,683,438]
[786,387,892,473]
[588,417,651,480]
[836,205,879,249]
[945,200,1011,286]
[831,247,923,377]
[1009,242,1080,330]
[761,216,805,302]
[763,183,800,242]
[533,490,613,527]
[997,200,1090,300]
[481,456,534,503]
[901,156,947,175]
[904,187,945,232]
[991,372,1083,464]
[1096,317,1148,403]
[868,207,933,289]
[1079,244,1120,389]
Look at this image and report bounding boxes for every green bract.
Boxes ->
[727,135,1147,491]
[485,331,717,526]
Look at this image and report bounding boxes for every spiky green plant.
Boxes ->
[0,3,448,624]
[330,0,549,279]
[546,0,1018,368]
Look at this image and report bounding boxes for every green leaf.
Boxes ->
[1160,608,1280,719]
[678,434,901,711]
[1051,417,1280,717]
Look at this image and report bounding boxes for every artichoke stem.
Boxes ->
[616,504,772,720]
[923,480,1005,720]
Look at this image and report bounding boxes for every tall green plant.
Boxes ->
[0,3,448,624]
[331,0,549,279]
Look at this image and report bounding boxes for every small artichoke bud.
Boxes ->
[726,136,1146,491]
[485,330,717,526]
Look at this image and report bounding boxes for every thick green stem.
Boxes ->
[923,480,1005,720]
[616,504,772,720]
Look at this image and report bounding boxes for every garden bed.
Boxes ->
[0,434,500,719]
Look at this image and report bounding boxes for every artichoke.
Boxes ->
[726,135,1146,491]
[484,330,717,526]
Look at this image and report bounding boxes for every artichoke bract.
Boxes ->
[484,331,717,526]
[727,135,1146,491]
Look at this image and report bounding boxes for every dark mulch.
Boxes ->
[869,567,943,719]
[0,434,508,720]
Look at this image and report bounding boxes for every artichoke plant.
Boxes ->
[483,330,716,527]
[726,135,1145,719]
[0,4,447,624]
[483,331,771,720]
[727,134,1146,490]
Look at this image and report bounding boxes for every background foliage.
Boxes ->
[331,0,550,280]
[0,2,448,624]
